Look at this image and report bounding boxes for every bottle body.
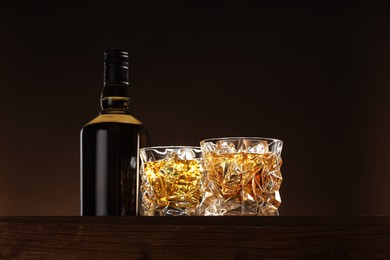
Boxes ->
[81,114,147,215]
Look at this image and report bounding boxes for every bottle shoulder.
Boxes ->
[84,114,142,127]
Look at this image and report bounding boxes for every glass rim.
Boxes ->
[200,136,283,145]
[140,146,201,152]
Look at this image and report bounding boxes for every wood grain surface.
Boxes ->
[0,216,389,259]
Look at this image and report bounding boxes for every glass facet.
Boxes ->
[198,137,283,216]
[139,146,203,216]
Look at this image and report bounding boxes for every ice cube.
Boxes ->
[248,141,269,154]
[201,141,216,153]
[216,141,237,154]
[177,148,197,160]
[165,149,179,160]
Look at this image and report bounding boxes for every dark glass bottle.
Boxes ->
[81,50,147,216]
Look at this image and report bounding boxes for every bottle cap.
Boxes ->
[104,50,129,84]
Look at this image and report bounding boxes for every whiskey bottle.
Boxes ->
[80,50,147,216]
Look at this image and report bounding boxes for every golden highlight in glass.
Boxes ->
[139,146,203,216]
[198,137,283,216]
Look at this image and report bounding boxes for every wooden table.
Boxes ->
[1,216,389,259]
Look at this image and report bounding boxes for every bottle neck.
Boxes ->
[101,50,131,114]
[100,83,131,114]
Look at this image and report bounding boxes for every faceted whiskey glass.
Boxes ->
[139,146,203,216]
[198,137,283,216]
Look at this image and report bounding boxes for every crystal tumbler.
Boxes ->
[198,137,283,216]
[139,146,203,216]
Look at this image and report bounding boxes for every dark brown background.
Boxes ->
[0,2,389,216]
